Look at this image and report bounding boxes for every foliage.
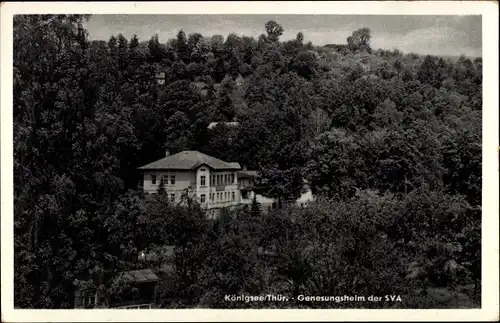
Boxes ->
[14,15,481,309]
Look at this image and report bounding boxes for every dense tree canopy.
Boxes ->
[14,15,481,309]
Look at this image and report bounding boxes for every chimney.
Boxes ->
[165,150,170,157]
[243,165,247,171]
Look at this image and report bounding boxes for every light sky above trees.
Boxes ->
[84,15,482,57]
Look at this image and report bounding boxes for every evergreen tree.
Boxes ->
[250,194,262,217]
[157,177,166,195]
[176,29,189,63]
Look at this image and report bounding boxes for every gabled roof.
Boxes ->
[207,121,240,130]
[138,151,241,171]
[118,269,159,284]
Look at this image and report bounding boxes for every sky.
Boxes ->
[84,15,482,57]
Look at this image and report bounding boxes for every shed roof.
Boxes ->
[237,170,260,179]
[207,121,240,130]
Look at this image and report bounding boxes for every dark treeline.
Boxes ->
[14,15,481,308]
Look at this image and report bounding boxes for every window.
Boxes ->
[224,174,228,184]
[231,174,235,183]
[224,192,227,200]
[170,194,175,202]
[200,168,206,172]
[170,175,176,185]
[232,191,235,201]
[200,194,206,203]
[151,175,157,185]
[200,176,206,186]
[212,175,215,186]
[162,175,169,185]
[216,192,219,201]
[217,175,221,185]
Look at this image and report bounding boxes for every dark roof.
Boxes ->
[145,245,174,262]
[237,170,260,179]
[157,264,175,275]
[118,269,160,284]
[138,151,241,171]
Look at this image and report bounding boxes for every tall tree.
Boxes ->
[347,27,372,53]
[250,195,263,217]
[176,29,189,63]
[265,20,284,43]
[417,55,440,88]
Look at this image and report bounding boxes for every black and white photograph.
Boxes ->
[1,1,498,322]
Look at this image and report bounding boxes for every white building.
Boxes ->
[138,150,314,218]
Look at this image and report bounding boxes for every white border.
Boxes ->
[1,2,498,322]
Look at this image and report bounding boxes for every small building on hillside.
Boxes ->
[207,121,240,130]
[154,71,166,85]
[74,268,161,309]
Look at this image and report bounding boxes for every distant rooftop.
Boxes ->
[138,150,241,171]
[117,269,159,284]
[207,121,240,130]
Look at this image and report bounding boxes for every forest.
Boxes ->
[13,15,481,308]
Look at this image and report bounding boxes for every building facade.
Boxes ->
[139,151,249,217]
[138,150,314,217]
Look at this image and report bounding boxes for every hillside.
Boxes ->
[13,15,481,309]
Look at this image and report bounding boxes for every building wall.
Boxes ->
[143,170,196,202]
[142,169,315,214]
[239,177,253,186]
[143,168,240,209]
[296,188,315,207]
[240,191,276,213]
[195,166,211,204]
[205,170,240,209]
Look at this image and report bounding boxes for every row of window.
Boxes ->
[150,173,236,187]
[151,175,175,185]
[200,173,236,186]
[212,174,236,186]
[200,191,236,203]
